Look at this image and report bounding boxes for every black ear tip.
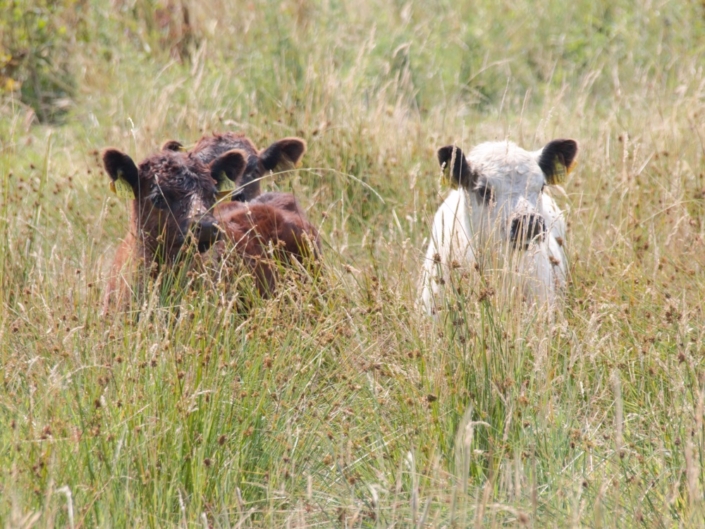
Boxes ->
[102,148,126,178]
[221,148,246,164]
[274,137,308,162]
[290,143,306,160]
[568,140,580,158]
[285,137,307,154]
[556,138,578,154]
[437,145,466,168]
[211,148,246,164]
[437,145,455,166]
[559,139,578,156]
[101,148,121,164]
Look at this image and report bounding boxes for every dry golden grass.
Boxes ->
[1,1,705,527]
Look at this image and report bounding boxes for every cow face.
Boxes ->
[102,148,247,261]
[190,133,306,202]
[437,139,577,249]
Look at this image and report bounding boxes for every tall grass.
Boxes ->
[2,0,705,526]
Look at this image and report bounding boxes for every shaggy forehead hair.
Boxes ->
[139,151,216,198]
[136,152,223,234]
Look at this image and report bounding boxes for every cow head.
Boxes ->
[102,147,247,261]
[190,133,306,202]
[437,139,578,249]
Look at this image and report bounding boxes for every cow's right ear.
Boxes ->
[260,137,307,173]
[102,148,139,199]
[210,149,247,194]
[437,145,475,189]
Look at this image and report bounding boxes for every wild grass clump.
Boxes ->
[2,0,705,527]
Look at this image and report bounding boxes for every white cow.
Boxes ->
[419,139,578,314]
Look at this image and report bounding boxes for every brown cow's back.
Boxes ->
[215,201,320,294]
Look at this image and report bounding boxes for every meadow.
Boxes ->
[1,0,705,526]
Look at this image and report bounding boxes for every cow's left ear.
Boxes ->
[260,137,307,173]
[538,139,578,185]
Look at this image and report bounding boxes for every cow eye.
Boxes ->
[475,184,494,205]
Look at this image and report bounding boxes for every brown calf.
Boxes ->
[172,132,321,294]
[101,135,319,309]
[101,147,246,311]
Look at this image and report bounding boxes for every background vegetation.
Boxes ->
[2,0,705,526]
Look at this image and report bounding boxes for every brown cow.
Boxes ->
[101,147,247,311]
[166,132,321,294]
[101,137,319,310]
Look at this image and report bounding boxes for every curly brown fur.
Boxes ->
[214,200,320,295]
[101,147,246,312]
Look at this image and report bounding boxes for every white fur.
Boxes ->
[419,141,569,314]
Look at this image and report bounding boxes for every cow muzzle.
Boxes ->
[510,214,545,250]
[190,217,221,252]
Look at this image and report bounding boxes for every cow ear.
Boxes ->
[161,140,185,152]
[538,139,578,185]
[210,149,247,194]
[437,145,475,189]
[102,148,139,199]
[260,137,307,173]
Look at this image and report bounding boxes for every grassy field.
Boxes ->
[2,0,705,527]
